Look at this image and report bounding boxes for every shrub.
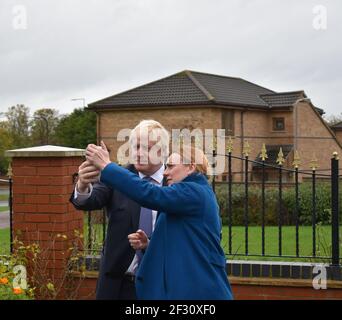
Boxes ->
[0,231,87,300]
[0,241,35,300]
[215,182,341,226]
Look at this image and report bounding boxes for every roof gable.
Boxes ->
[188,71,274,106]
[331,121,342,129]
[90,71,209,107]
[259,91,305,107]
[88,70,322,113]
[89,70,276,109]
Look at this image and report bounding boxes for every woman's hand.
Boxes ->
[128,230,149,250]
[86,141,111,171]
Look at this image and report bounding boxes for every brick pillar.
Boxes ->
[5,145,85,298]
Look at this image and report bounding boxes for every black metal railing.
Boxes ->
[211,148,340,265]
[83,147,341,265]
[70,172,107,254]
[84,209,107,254]
[331,154,340,265]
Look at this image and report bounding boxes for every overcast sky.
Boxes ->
[0,0,341,118]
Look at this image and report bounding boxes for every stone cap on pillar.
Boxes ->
[5,145,86,158]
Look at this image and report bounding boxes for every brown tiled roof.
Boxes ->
[90,71,209,107]
[260,92,324,115]
[186,71,273,107]
[88,70,322,113]
[259,91,305,107]
[331,121,342,129]
[88,70,275,109]
[253,145,293,167]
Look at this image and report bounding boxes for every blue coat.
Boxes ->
[101,163,233,300]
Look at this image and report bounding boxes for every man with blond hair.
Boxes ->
[70,120,169,300]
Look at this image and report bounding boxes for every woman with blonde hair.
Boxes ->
[86,142,233,300]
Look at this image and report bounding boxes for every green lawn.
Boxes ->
[83,215,106,254]
[0,193,9,213]
[221,225,339,262]
[2,220,340,263]
[82,222,339,263]
[0,194,9,201]
[0,228,10,255]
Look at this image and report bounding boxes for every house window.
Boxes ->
[222,110,234,135]
[273,117,285,131]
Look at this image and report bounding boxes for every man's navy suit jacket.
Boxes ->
[70,165,166,299]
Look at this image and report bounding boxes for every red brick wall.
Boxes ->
[73,274,342,300]
[296,103,342,172]
[231,278,342,300]
[11,156,84,297]
[74,274,97,300]
[335,131,342,147]
[232,284,342,300]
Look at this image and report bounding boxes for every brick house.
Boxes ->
[88,70,342,181]
[331,122,342,146]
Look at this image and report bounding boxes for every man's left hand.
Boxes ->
[86,141,111,171]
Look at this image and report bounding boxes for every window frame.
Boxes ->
[272,117,285,131]
[222,109,235,136]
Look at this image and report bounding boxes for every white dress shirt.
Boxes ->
[73,165,164,274]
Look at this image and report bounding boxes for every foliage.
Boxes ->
[0,104,97,173]
[323,112,342,126]
[0,125,13,175]
[0,240,36,300]
[215,182,342,226]
[28,230,86,300]
[282,182,334,225]
[30,108,60,146]
[0,231,87,300]
[5,104,30,148]
[54,108,97,148]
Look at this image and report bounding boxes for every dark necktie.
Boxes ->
[136,176,154,262]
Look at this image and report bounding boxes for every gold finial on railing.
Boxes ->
[276,147,285,166]
[242,141,251,157]
[292,150,301,169]
[332,151,339,160]
[7,162,12,178]
[259,143,268,161]
[309,153,319,171]
[226,136,233,153]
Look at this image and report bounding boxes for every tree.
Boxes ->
[0,124,13,175]
[5,104,30,148]
[54,108,97,148]
[323,113,342,126]
[30,108,60,146]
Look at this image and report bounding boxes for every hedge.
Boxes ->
[215,182,341,226]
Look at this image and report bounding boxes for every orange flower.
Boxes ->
[0,277,9,285]
[13,287,23,295]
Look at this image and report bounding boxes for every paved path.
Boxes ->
[0,189,9,195]
[0,187,10,229]
[0,212,9,229]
